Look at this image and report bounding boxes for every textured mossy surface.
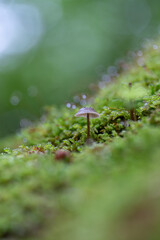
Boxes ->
[1,40,160,239]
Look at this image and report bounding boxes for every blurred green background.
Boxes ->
[0,0,160,137]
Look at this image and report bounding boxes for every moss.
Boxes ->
[1,39,160,239]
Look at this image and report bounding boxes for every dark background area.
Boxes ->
[0,0,160,137]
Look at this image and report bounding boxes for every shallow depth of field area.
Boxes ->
[1,38,160,239]
[1,1,160,240]
[1,0,160,137]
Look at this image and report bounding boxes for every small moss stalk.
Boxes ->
[129,82,137,121]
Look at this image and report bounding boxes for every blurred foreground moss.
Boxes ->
[1,39,160,239]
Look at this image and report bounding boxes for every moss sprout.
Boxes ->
[1,38,160,239]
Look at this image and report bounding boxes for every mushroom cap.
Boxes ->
[75,107,100,118]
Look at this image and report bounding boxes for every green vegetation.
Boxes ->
[1,39,160,239]
[2,0,160,138]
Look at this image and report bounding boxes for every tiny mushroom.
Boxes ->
[75,107,100,142]
[55,149,71,162]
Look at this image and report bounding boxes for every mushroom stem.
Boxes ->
[130,108,134,121]
[87,113,90,140]
[133,108,137,121]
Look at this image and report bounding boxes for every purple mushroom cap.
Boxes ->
[75,107,100,118]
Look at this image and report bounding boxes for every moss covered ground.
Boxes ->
[1,39,160,239]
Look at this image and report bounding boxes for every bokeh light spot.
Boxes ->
[0,2,43,58]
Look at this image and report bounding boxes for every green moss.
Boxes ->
[1,39,160,239]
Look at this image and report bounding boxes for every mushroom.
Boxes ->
[75,107,100,143]
[55,149,72,162]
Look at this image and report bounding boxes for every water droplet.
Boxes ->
[23,138,28,143]
[128,51,136,58]
[20,118,32,128]
[73,96,80,103]
[82,94,86,99]
[107,66,117,76]
[10,95,20,105]
[102,74,111,82]
[66,103,71,108]
[153,44,158,50]
[80,100,86,106]
[137,50,143,57]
